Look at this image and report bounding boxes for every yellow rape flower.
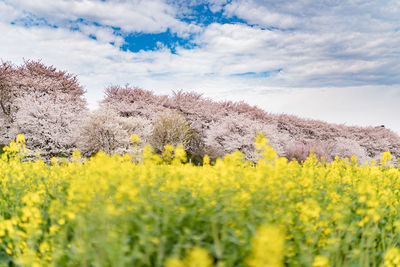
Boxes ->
[385,248,400,267]
[254,133,277,162]
[165,257,185,267]
[203,154,210,166]
[130,135,140,144]
[185,247,213,267]
[173,145,187,164]
[247,225,285,267]
[312,255,330,267]
[381,151,392,168]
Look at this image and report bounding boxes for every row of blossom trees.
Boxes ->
[1,60,400,163]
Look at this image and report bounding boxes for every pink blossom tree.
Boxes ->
[0,60,87,158]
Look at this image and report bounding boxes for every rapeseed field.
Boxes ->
[1,134,400,267]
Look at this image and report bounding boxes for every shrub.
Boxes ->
[150,109,201,155]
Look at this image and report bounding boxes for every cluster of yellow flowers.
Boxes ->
[1,133,400,266]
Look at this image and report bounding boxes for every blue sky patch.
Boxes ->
[178,3,246,26]
[10,14,57,28]
[119,29,196,54]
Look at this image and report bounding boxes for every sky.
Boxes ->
[0,0,399,133]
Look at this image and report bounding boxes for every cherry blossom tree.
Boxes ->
[204,113,290,161]
[78,107,152,155]
[0,60,87,158]
[14,92,86,157]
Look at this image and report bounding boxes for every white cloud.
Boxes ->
[223,0,400,33]
[223,0,299,29]
[78,24,124,46]
[5,0,200,36]
[0,1,22,22]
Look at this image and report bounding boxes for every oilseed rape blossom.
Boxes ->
[312,255,330,267]
[0,134,400,266]
[385,248,400,267]
[246,224,285,267]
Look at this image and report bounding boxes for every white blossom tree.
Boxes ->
[14,92,87,157]
[205,113,290,161]
[78,107,152,155]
